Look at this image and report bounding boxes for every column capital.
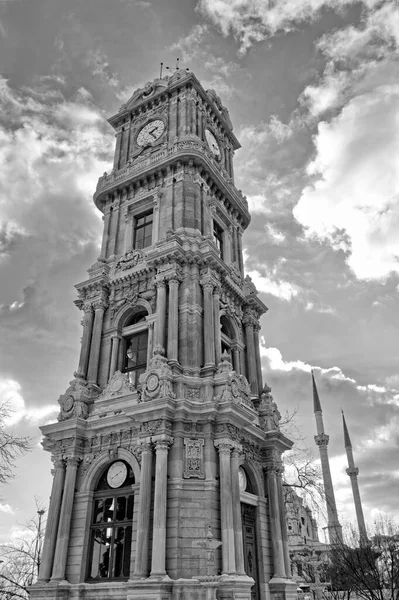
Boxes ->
[111,332,122,340]
[214,438,235,455]
[153,435,174,452]
[200,278,215,292]
[155,278,167,289]
[65,456,81,468]
[83,302,94,315]
[93,298,108,311]
[51,457,66,470]
[167,276,182,287]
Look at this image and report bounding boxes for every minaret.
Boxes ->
[342,411,367,544]
[312,371,343,544]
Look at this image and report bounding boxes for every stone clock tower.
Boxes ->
[31,70,296,600]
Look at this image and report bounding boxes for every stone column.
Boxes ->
[109,333,121,379]
[243,313,258,395]
[38,459,66,582]
[133,443,153,578]
[154,279,167,352]
[265,462,286,579]
[202,280,215,367]
[51,456,80,581]
[113,128,123,170]
[253,324,263,395]
[153,197,160,244]
[277,469,292,577]
[167,278,180,362]
[150,437,173,577]
[232,348,240,374]
[124,210,133,253]
[213,286,221,366]
[214,440,236,575]
[75,303,94,380]
[231,448,245,575]
[87,299,107,385]
[110,197,121,257]
[99,203,111,259]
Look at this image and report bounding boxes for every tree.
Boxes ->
[328,516,399,600]
[0,505,46,600]
[0,401,31,485]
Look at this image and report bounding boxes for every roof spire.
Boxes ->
[342,410,352,448]
[312,369,322,413]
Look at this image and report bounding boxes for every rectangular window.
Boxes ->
[133,211,153,250]
[213,221,224,259]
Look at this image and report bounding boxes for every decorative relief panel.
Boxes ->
[183,438,205,479]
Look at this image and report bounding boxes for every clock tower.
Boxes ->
[31,70,296,600]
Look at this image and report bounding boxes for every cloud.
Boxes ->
[196,0,382,54]
[294,83,399,280]
[0,377,57,425]
[0,504,14,515]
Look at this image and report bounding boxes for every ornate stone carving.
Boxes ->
[115,249,145,272]
[140,347,176,402]
[141,419,172,434]
[57,378,99,422]
[183,438,205,479]
[185,387,201,400]
[258,383,281,432]
[97,371,137,401]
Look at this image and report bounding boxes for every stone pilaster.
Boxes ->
[51,456,80,581]
[243,311,258,396]
[213,285,221,366]
[167,278,180,363]
[99,202,112,259]
[214,439,236,575]
[37,458,66,582]
[87,299,107,386]
[154,279,167,353]
[201,279,215,369]
[150,436,173,577]
[124,210,133,253]
[75,303,94,380]
[253,323,263,395]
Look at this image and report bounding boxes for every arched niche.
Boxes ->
[81,447,141,493]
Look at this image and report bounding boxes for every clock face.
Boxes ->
[137,119,165,147]
[107,461,128,489]
[205,129,221,157]
[238,467,247,492]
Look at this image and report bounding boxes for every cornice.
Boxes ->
[93,141,250,226]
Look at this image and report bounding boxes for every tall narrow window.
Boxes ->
[134,212,153,250]
[124,330,148,387]
[213,221,224,259]
[87,462,135,581]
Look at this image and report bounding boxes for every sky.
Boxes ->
[0,0,398,542]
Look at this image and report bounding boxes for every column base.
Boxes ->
[269,577,298,600]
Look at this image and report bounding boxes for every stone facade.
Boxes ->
[30,71,297,600]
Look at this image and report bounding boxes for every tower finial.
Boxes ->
[342,410,352,448]
[312,369,322,413]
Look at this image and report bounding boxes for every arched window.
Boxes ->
[87,460,135,581]
[122,310,149,387]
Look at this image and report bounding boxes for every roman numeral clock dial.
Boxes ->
[136,119,165,147]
